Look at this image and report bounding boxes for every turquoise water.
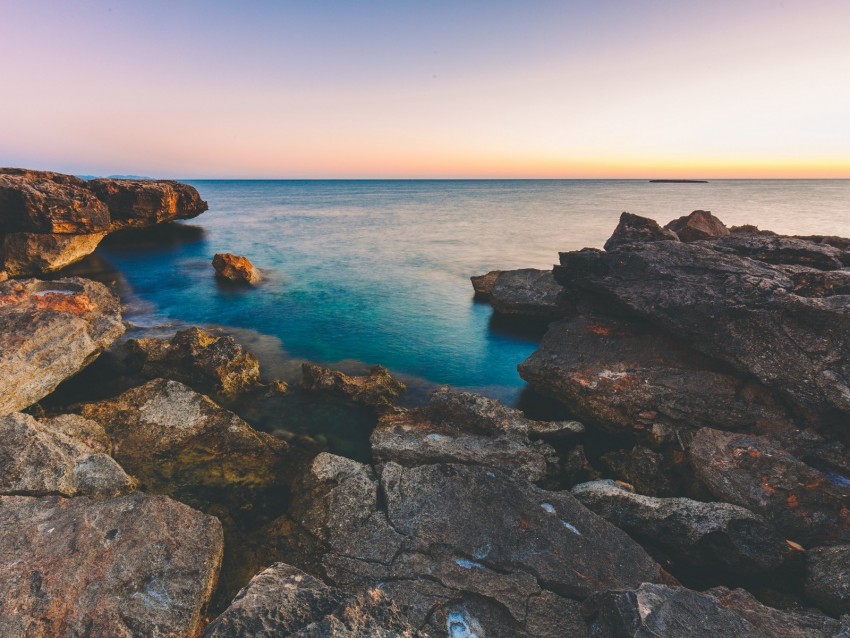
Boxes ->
[97,179,850,403]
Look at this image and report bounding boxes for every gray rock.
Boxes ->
[0,492,223,637]
[805,545,850,616]
[584,583,847,638]
[0,278,124,416]
[603,212,679,251]
[572,480,794,574]
[201,562,426,637]
[490,268,570,319]
[0,412,133,498]
[293,453,660,636]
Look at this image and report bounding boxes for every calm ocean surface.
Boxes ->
[98,179,850,404]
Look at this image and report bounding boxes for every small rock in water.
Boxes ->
[212,252,262,285]
[301,362,405,411]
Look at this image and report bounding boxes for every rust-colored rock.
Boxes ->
[664,209,730,241]
[301,363,405,410]
[88,177,208,230]
[0,167,87,187]
[603,212,679,251]
[212,253,262,285]
[470,270,502,299]
[1,231,106,276]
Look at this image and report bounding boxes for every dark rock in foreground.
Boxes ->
[584,583,847,638]
[212,253,262,285]
[603,212,679,251]
[689,428,850,546]
[301,363,405,411]
[0,492,223,637]
[805,545,850,616]
[202,562,426,638]
[572,480,795,575]
[0,277,124,416]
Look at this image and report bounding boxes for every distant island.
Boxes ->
[649,179,709,183]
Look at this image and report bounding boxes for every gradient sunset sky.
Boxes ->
[2,0,848,178]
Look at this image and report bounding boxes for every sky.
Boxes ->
[1,0,849,178]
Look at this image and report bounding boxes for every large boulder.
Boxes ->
[584,583,847,638]
[0,278,124,416]
[125,327,261,402]
[805,545,850,616]
[518,315,795,435]
[664,209,730,241]
[212,253,262,285]
[0,231,107,276]
[201,562,426,638]
[689,428,850,546]
[292,453,661,636]
[370,389,575,482]
[87,177,208,230]
[555,236,850,420]
[0,492,223,637]
[79,379,290,504]
[300,363,405,411]
[489,268,570,319]
[572,480,795,575]
[0,412,132,498]
[603,212,679,251]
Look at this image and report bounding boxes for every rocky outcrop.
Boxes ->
[79,379,290,504]
[518,315,795,435]
[689,428,850,546]
[370,389,573,482]
[470,270,502,299]
[664,209,730,241]
[489,268,570,319]
[584,583,847,638]
[572,480,795,575]
[202,563,426,637]
[212,253,261,285]
[0,412,133,498]
[301,363,405,411]
[125,327,261,401]
[805,545,850,616]
[88,177,208,230]
[0,231,107,276]
[292,453,661,636]
[0,492,223,637]
[603,212,679,251]
[0,278,124,416]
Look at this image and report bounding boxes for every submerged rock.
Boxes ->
[572,480,794,575]
[584,583,847,638]
[125,327,261,401]
[603,212,679,251]
[0,492,223,637]
[212,252,262,285]
[292,454,661,636]
[0,412,133,498]
[689,428,850,546]
[88,177,208,230]
[805,545,850,616]
[470,269,502,299]
[370,388,569,482]
[301,363,405,411]
[489,268,570,319]
[664,209,730,241]
[202,562,426,637]
[0,277,124,416]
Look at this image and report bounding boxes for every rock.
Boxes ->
[292,454,661,636]
[518,315,795,435]
[0,173,110,234]
[555,237,850,420]
[805,545,850,616]
[87,177,208,230]
[489,268,570,319]
[603,212,679,251]
[79,379,290,504]
[470,270,502,299]
[0,167,88,188]
[125,327,261,401]
[584,583,847,638]
[710,233,850,270]
[301,363,405,411]
[1,231,106,276]
[599,446,672,496]
[212,253,261,285]
[39,413,112,453]
[572,480,795,575]
[0,412,133,498]
[0,492,223,637]
[201,562,427,637]
[0,278,124,416]
[689,428,850,546]
[664,209,730,241]
[370,389,564,482]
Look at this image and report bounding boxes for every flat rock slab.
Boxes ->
[585,583,847,638]
[202,562,426,637]
[689,428,850,546]
[0,492,223,637]
[294,453,660,636]
[0,412,132,498]
[0,278,124,416]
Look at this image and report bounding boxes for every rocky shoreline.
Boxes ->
[1,170,849,636]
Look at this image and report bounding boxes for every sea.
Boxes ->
[95,179,850,406]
